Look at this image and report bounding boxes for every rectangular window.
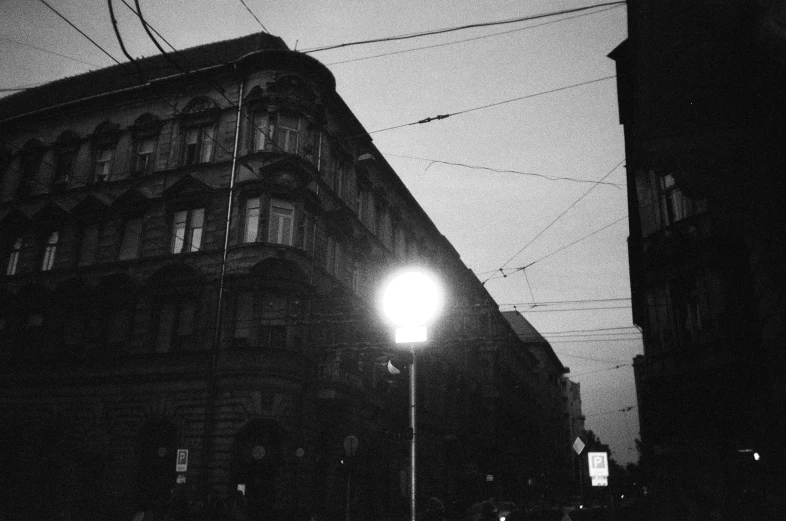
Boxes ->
[356,189,364,221]
[155,300,196,352]
[119,218,143,260]
[276,114,300,154]
[136,138,156,172]
[41,231,59,271]
[171,208,205,254]
[253,113,270,152]
[6,238,22,275]
[94,148,113,181]
[78,224,100,267]
[244,197,261,243]
[233,292,254,347]
[184,125,215,165]
[269,200,294,246]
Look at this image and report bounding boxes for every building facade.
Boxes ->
[610,1,786,518]
[0,33,562,520]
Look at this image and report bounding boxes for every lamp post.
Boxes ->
[381,269,442,521]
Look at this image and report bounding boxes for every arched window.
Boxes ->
[131,113,161,174]
[181,97,219,165]
[91,122,119,182]
[18,139,45,197]
[52,131,80,188]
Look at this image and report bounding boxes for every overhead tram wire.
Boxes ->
[483,214,629,284]
[37,0,122,65]
[325,4,624,67]
[570,364,632,378]
[384,153,623,188]
[108,0,145,83]
[0,36,106,68]
[236,0,270,33]
[301,1,627,54]
[366,75,616,136]
[481,158,624,285]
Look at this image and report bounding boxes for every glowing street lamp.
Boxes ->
[380,269,443,521]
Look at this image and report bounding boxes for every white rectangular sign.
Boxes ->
[588,452,608,477]
[591,476,608,487]
[176,449,189,472]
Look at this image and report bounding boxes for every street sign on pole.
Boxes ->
[176,449,188,473]
[588,452,608,477]
[591,476,608,487]
[573,437,585,455]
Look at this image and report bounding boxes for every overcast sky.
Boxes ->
[0,0,640,465]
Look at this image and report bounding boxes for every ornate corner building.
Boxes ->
[0,33,575,520]
[610,1,786,518]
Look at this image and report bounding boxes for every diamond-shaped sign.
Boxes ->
[573,437,585,455]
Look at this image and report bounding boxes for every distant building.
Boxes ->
[610,1,786,518]
[501,311,574,500]
[0,32,565,520]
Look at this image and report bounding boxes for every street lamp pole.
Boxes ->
[409,344,417,521]
[381,269,442,521]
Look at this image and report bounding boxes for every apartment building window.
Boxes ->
[93,147,114,182]
[231,289,299,350]
[243,196,262,243]
[269,199,294,246]
[183,124,215,165]
[6,238,22,275]
[18,139,45,197]
[645,271,720,356]
[136,138,156,173]
[132,114,161,174]
[171,208,204,254]
[91,122,119,183]
[636,170,707,236]
[119,217,144,260]
[252,112,301,154]
[181,97,219,165]
[41,231,59,271]
[233,291,254,348]
[53,132,80,187]
[252,111,273,152]
[78,224,100,267]
[155,298,196,353]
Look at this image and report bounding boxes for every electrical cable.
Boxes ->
[0,35,106,68]
[301,1,626,54]
[481,158,624,285]
[483,214,628,284]
[384,152,623,188]
[325,4,624,66]
[108,0,145,83]
[367,75,616,136]
[236,0,269,33]
[37,0,122,65]
[569,364,631,377]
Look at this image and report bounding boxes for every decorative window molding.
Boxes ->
[180,97,220,166]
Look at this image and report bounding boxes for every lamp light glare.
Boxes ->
[382,270,442,328]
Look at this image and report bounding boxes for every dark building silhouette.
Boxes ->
[610,1,786,518]
[0,33,576,520]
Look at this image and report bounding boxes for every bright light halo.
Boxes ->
[381,270,442,328]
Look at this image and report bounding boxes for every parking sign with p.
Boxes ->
[587,451,608,477]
